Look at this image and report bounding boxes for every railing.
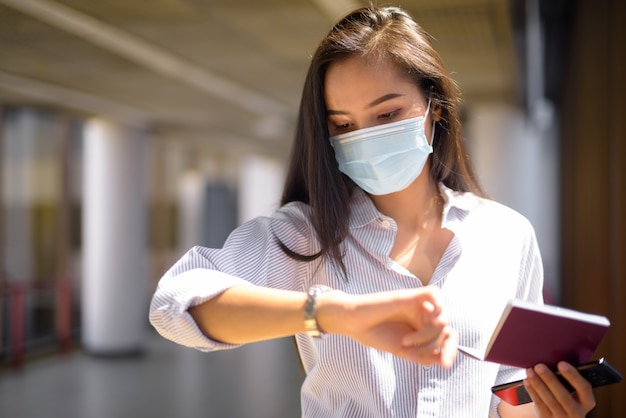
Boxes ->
[1,279,74,370]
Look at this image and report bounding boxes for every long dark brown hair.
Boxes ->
[279,6,486,271]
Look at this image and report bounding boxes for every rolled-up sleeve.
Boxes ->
[149,261,251,351]
[149,203,314,351]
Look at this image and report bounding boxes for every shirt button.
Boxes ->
[380,219,391,228]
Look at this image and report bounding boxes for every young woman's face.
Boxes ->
[324,56,437,138]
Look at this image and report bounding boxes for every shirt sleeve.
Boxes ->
[148,204,315,351]
[149,263,250,352]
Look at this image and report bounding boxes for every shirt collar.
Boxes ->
[348,183,482,230]
[439,183,481,226]
[348,188,382,229]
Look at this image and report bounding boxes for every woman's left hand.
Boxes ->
[524,361,596,417]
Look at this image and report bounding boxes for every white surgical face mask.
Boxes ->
[329,101,434,195]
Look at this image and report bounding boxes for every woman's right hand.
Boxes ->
[317,286,458,368]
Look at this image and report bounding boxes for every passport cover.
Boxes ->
[482,299,610,369]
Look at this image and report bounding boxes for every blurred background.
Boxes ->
[0,0,623,417]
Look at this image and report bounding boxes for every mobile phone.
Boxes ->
[491,357,623,406]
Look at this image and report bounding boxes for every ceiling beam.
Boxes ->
[0,0,291,119]
[0,71,289,157]
[0,70,152,127]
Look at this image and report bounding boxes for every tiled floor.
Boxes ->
[0,330,305,418]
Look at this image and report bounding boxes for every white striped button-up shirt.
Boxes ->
[149,184,544,417]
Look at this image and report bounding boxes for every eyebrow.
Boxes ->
[327,93,405,115]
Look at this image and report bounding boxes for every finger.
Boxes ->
[523,367,564,416]
[416,325,454,354]
[398,325,457,368]
[401,306,448,347]
[527,363,598,417]
[557,362,596,412]
[422,300,436,315]
[405,286,442,315]
[400,321,447,347]
[397,343,441,365]
[436,326,458,368]
[421,286,443,315]
[402,323,446,347]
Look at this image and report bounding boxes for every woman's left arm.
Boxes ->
[498,362,596,418]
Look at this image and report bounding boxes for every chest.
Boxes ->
[337,217,525,295]
[388,226,454,284]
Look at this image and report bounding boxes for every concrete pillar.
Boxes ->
[204,181,236,248]
[177,170,207,253]
[235,154,304,417]
[82,118,148,354]
[237,154,285,224]
[2,109,37,282]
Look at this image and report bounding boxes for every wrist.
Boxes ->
[304,285,352,337]
[304,285,333,337]
[314,289,353,336]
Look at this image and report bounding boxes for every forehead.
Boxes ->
[324,56,425,108]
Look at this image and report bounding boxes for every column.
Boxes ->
[2,109,37,283]
[82,118,148,355]
[237,154,303,417]
[237,154,285,223]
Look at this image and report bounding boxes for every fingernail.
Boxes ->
[535,364,548,374]
[558,362,572,372]
[423,301,435,313]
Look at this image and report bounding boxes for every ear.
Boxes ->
[432,105,442,122]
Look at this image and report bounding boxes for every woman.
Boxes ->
[150,6,596,417]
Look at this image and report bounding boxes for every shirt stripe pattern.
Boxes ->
[149,185,544,417]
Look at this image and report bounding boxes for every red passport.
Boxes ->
[459,299,610,369]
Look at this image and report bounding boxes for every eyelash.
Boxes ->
[333,109,401,130]
[378,109,399,120]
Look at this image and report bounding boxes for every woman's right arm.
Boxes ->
[189,284,458,368]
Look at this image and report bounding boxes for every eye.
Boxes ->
[377,109,400,120]
[328,120,353,135]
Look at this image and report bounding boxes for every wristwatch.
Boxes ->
[304,285,333,337]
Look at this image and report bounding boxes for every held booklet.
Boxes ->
[458,299,610,369]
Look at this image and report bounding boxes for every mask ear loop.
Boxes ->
[429,120,436,146]
[424,98,435,146]
[424,98,432,118]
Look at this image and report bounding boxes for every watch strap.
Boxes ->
[304,285,332,337]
